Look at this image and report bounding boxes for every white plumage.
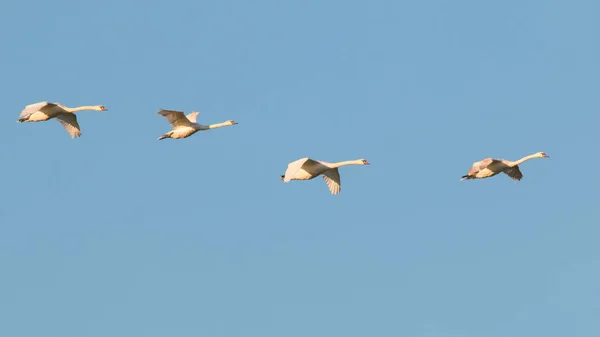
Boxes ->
[17,101,107,138]
[281,158,370,195]
[157,109,238,140]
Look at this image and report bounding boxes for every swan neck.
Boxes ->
[65,105,98,112]
[208,122,230,129]
[509,154,538,167]
[331,160,361,168]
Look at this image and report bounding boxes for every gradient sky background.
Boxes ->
[1,0,599,336]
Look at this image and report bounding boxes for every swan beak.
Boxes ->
[543,154,549,158]
[231,121,238,125]
[364,161,370,165]
[101,107,108,111]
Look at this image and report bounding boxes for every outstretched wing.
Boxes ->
[186,111,200,123]
[503,166,523,181]
[20,101,57,118]
[157,109,192,128]
[468,158,500,175]
[283,158,321,182]
[55,113,82,138]
[322,168,341,195]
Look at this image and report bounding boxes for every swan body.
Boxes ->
[17,101,107,138]
[461,152,549,181]
[157,109,238,140]
[281,158,370,195]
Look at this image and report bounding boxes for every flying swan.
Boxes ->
[157,109,238,140]
[17,101,107,138]
[281,158,370,195]
[461,152,549,181]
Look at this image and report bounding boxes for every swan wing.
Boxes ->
[468,158,500,175]
[186,111,200,123]
[322,168,341,195]
[283,158,321,182]
[503,166,523,181]
[20,101,57,118]
[158,109,192,128]
[55,113,82,138]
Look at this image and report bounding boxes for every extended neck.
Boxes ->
[331,160,363,168]
[509,154,539,167]
[208,121,232,129]
[64,105,100,113]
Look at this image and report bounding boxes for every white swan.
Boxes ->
[17,101,107,138]
[461,152,549,181]
[157,109,238,140]
[281,158,370,195]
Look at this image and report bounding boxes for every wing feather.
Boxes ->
[468,158,500,175]
[283,158,323,182]
[55,113,82,138]
[158,109,192,128]
[283,158,310,182]
[322,168,341,195]
[503,166,523,181]
[20,101,57,118]
[186,111,200,123]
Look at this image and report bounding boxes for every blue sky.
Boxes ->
[1,0,599,336]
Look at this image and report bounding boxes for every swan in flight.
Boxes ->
[461,152,549,181]
[281,158,370,194]
[17,101,107,138]
[157,109,238,140]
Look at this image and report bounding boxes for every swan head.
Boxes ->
[536,152,549,158]
[227,120,238,125]
[360,159,370,165]
[95,105,107,111]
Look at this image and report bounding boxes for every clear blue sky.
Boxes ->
[1,0,599,336]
